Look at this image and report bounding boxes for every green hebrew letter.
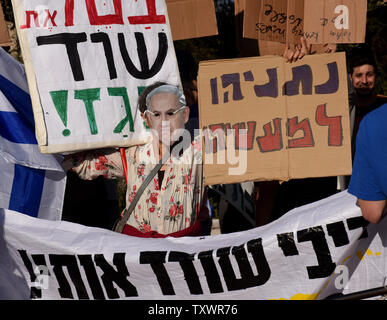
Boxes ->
[107,87,134,133]
[74,88,101,135]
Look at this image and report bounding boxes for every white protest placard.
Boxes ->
[1,191,386,300]
[11,0,181,153]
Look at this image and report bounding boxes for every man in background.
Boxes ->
[349,53,387,148]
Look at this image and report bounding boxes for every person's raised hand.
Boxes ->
[322,43,337,54]
[283,37,311,63]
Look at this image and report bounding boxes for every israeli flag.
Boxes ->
[0,48,66,220]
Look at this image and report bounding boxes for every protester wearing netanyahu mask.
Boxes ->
[143,83,189,148]
[64,82,209,238]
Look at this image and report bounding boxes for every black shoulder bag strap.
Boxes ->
[113,159,164,233]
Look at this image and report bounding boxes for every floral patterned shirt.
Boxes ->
[66,138,204,235]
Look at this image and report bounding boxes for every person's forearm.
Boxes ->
[358,199,387,223]
[62,149,124,180]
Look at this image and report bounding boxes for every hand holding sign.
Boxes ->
[283,36,311,63]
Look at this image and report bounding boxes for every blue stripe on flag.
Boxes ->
[0,73,37,144]
[0,111,37,144]
[9,164,45,218]
[0,74,34,127]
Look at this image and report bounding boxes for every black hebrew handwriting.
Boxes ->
[256,3,303,38]
[37,32,168,81]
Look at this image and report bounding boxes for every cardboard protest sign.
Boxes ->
[303,0,367,44]
[258,40,338,57]
[258,38,285,56]
[243,0,261,40]
[243,0,290,55]
[0,4,11,47]
[198,52,352,186]
[166,0,218,41]
[257,0,289,43]
[244,0,304,45]
[234,0,260,57]
[11,0,181,154]
[244,0,367,45]
[285,0,304,44]
[2,191,387,300]
[243,0,341,56]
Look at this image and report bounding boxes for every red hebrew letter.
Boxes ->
[256,118,283,153]
[128,0,166,25]
[233,122,256,150]
[203,127,212,154]
[315,104,343,146]
[86,0,124,25]
[208,124,226,153]
[287,117,314,148]
[20,11,39,29]
[43,10,57,28]
[65,0,75,26]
